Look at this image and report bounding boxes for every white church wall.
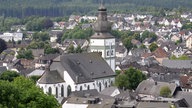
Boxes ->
[37,82,65,98]
[90,39,105,46]
[62,102,88,108]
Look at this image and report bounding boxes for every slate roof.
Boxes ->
[39,54,59,61]
[136,79,177,97]
[100,86,119,96]
[179,75,192,89]
[38,70,65,84]
[153,47,168,58]
[162,60,192,69]
[136,102,170,108]
[0,66,7,74]
[31,49,44,57]
[55,53,115,84]
[27,69,45,77]
[175,91,192,108]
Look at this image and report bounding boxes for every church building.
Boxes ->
[37,3,116,100]
[90,3,116,72]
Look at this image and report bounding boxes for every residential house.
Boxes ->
[171,35,180,42]
[162,60,192,69]
[136,102,170,108]
[131,39,142,48]
[20,59,34,69]
[100,86,120,97]
[49,30,63,42]
[37,53,116,99]
[62,89,115,108]
[179,75,192,92]
[31,49,44,60]
[143,38,155,48]
[172,45,185,58]
[152,47,168,64]
[63,39,89,52]
[27,69,45,77]
[0,32,23,42]
[186,35,192,49]
[35,54,59,69]
[175,91,192,108]
[0,66,7,74]
[136,79,177,101]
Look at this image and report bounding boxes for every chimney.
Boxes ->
[155,81,157,85]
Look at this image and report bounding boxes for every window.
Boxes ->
[99,82,102,92]
[48,87,52,95]
[56,87,58,98]
[61,85,64,97]
[87,85,90,90]
[80,86,83,91]
[107,50,110,56]
[105,82,108,88]
[67,85,71,96]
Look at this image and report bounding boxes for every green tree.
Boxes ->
[75,45,83,53]
[149,43,158,52]
[0,70,20,82]
[67,44,75,53]
[0,76,60,108]
[160,86,171,97]
[115,67,146,90]
[141,30,157,42]
[17,49,34,60]
[123,37,133,52]
[0,38,7,54]
[140,44,147,49]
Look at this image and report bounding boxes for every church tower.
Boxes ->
[90,2,116,72]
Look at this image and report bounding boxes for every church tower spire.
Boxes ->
[90,2,116,72]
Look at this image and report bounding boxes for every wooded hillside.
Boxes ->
[0,0,191,17]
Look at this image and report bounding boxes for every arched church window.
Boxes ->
[48,87,52,95]
[61,85,64,97]
[111,50,114,56]
[56,87,58,98]
[105,82,108,88]
[107,51,110,56]
[87,85,90,90]
[80,86,83,91]
[67,85,71,96]
[99,82,102,92]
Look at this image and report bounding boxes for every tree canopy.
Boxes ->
[160,86,172,97]
[149,43,158,52]
[0,70,20,82]
[0,76,60,108]
[115,67,146,90]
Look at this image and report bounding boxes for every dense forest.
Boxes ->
[0,0,192,17]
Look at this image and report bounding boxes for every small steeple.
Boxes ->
[92,0,112,34]
[98,0,106,11]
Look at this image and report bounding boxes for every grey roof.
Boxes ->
[100,86,119,96]
[31,49,44,57]
[27,69,45,77]
[39,54,59,61]
[162,60,192,69]
[136,79,177,97]
[53,53,115,84]
[137,102,170,108]
[0,66,7,74]
[71,89,99,98]
[175,91,192,108]
[38,70,65,84]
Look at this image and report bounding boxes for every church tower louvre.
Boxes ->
[90,1,116,72]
